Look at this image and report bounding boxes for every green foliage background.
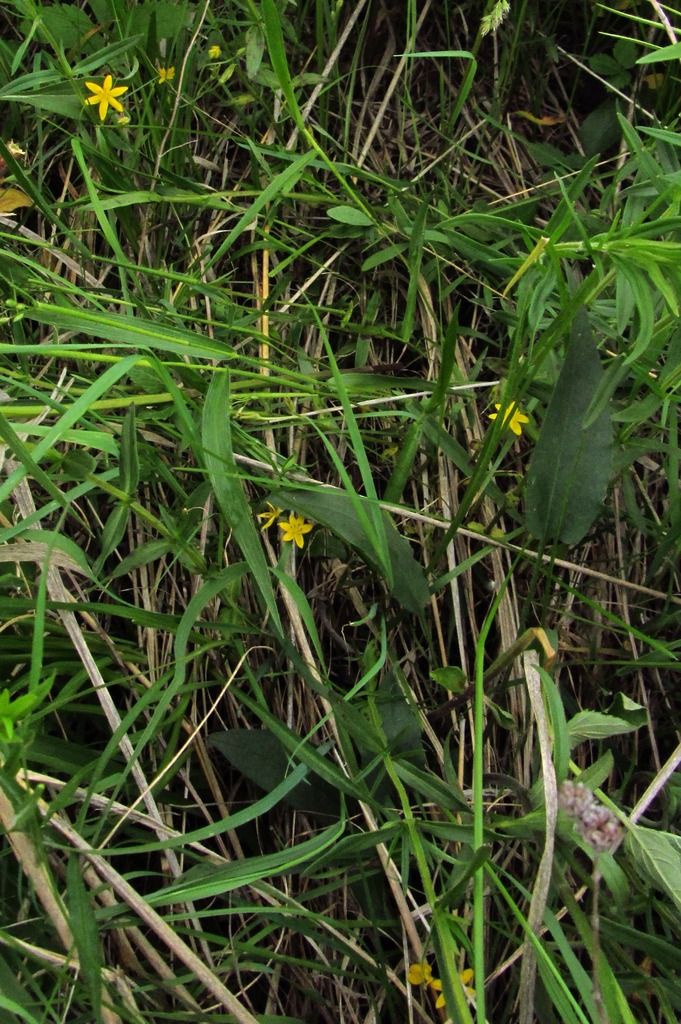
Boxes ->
[0,0,680,1021]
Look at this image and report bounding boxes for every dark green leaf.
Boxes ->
[209,729,340,817]
[119,406,139,494]
[272,486,429,613]
[202,374,281,631]
[66,855,102,1015]
[60,450,96,481]
[579,98,621,157]
[525,308,612,544]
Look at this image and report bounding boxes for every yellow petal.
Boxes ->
[407,963,430,985]
[0,187,33,213]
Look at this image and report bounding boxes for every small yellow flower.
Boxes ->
[407,963,475,1009]
[84,75,129,122]
[117,114,130,127]
[488,401,529,437]
[407,962,433,986]
[460,968,475,1000]
[157,66,176,84]
[278,513,313,548]
[644,72,664,90]
[257,502,283,530]
[208,44,222,59]
[429,978,446,1008]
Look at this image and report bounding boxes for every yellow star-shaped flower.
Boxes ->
[257,502,283,530]
[459,968,475,1000]
[157,66,176,84]
[407,963,475,1009]
[208,45,222,60]
[278,513,313,548]
[407,962,433,986]
[84,75,128,122]
[488,401,529,436]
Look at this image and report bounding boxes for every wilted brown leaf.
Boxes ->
[0,187,33,214]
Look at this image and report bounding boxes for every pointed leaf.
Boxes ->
[202,374,281,631]
[272,485,429,613]
[209,729,340,816]
[525,309,612,544]
[625,825,681,913]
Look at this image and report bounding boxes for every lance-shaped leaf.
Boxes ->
[525,309,612,544]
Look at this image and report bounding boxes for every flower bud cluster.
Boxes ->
[558,781,624,853]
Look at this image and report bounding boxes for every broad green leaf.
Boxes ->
[608,693,647,727]
[209,729,340,816]
[34,4,93,49]
[202,374,281,631]
[245,24,265,78]
[271,485,429,614]
[375,670,424,763]
[636,41,681,64]
[60,450,97,480]
[625,825,681,913]
[430,666,467,692]
[128,0,190,38]
[567,710,640,746]
[525,308,613,544]
[327,205,374,227]
[579,98,621,157]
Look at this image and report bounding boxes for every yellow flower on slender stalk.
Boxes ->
[278,513,313,549]
[429,979,446,1009]
[257,502,283,530]
[84,75,128,121]
[157,66,176,84]
[459,968,475,1000]
[408,963,475,1010]
[488,401,529,437]
[208,45,222,59]
[430,970,476,1007]
[407,963,434,986]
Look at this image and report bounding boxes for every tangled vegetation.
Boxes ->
[0,0,680,1021]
